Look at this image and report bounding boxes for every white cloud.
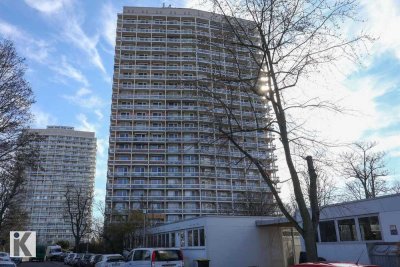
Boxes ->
[0,20,50,63]
[31,106,57,128]
[63,19,106,73]
[94,109,104,120]
[63,87,104,109]
[24,0,106,73]
[100,2,117,47]
[361,0,400,60]
[94,188,106,201]
[75,113,96,132]
[24,0,70,14]
[96,138,108,156]
[52,56,89,86]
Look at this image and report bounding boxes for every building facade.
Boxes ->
[148,216,283,267]
[23,126,96,245]
[106,6,276,223]
[147,194,400,267]
[256,193,400,266]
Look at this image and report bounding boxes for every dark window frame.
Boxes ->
[319,220,337,242]
[358,215,382,241]
[338,218,357,241]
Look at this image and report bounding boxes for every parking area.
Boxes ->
[20,262,65,267]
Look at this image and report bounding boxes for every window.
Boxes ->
[338,218,357,241]
[170,232,176,247]
[179,231,185,247]
[151,167,163,173]
[188,230,193,246]
[319,221,337,242]
[134,167,145,173]
[131,250,150,261]
[193,229,199,246]
[200,229,205,246]
[358,216,382,241]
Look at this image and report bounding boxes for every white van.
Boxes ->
[125,248,184,267]
[45,245,62,261]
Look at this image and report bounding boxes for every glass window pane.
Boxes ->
[359,216,382,241]
[319,221,337,242]
[166,233,170,247]
[338,219,357,241]
[188,230,193,247]
[179,231,185,247]
[200,228,205,246]
[193,229,199,246]
[171,232,176,247]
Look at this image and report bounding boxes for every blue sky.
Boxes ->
[0,0,399,205]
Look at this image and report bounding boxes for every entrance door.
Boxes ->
[281,228,301,267]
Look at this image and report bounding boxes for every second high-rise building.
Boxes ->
[106,6,277,223]
[23,126,96,244]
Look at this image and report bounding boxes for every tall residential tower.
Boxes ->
[106,7,276,223]
[23,126,96,244]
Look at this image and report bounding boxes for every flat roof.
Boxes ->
[257,193,400,227]
[255,217,291,227]
[320,192,400,209]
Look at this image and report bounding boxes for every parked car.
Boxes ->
[71,253,85,266]
[90,254,103,267]
[0,252,11,262]
[59,252,72,262]
[0,260,16,267]
[78,253,94,267]
[291,263,380,267]
[45,245,62,261]
[10,257,22,265]
[125,248,184,267]
[65,253,77,265]
[94,254,125,267]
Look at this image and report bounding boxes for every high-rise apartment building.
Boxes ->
[23,126,96,244]
[106,7,276,223]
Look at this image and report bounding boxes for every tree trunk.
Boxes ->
[306,156,320,229]
[303,224,318,262]
[75,237,80,253]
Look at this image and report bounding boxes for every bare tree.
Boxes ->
[391,180,400,194]
[233,189,278,216]
[196,0,369,260]
[0,39,40,234]
[341,141,389,200]
[298,157,338,208]
[64,185,92,252]
[99,200,146,253]
[102,210,144,253]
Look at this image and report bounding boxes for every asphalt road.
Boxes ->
[20,261,65,267]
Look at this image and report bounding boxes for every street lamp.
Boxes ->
[143,209,147,247]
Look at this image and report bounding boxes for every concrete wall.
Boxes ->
[380,211,400,242]
[317,243,370,264]
[205,217,270,267]
[181,248,206,267]
[150,216,280,267]
[313,194,400,264]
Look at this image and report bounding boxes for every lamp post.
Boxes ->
[143,209,147,247]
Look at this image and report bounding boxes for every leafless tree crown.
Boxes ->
[341,141,389,200]
[0,39,39,234]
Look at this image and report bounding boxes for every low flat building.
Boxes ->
[147,216,297,267]
[256,193,400,266]
[147,194,400,267]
